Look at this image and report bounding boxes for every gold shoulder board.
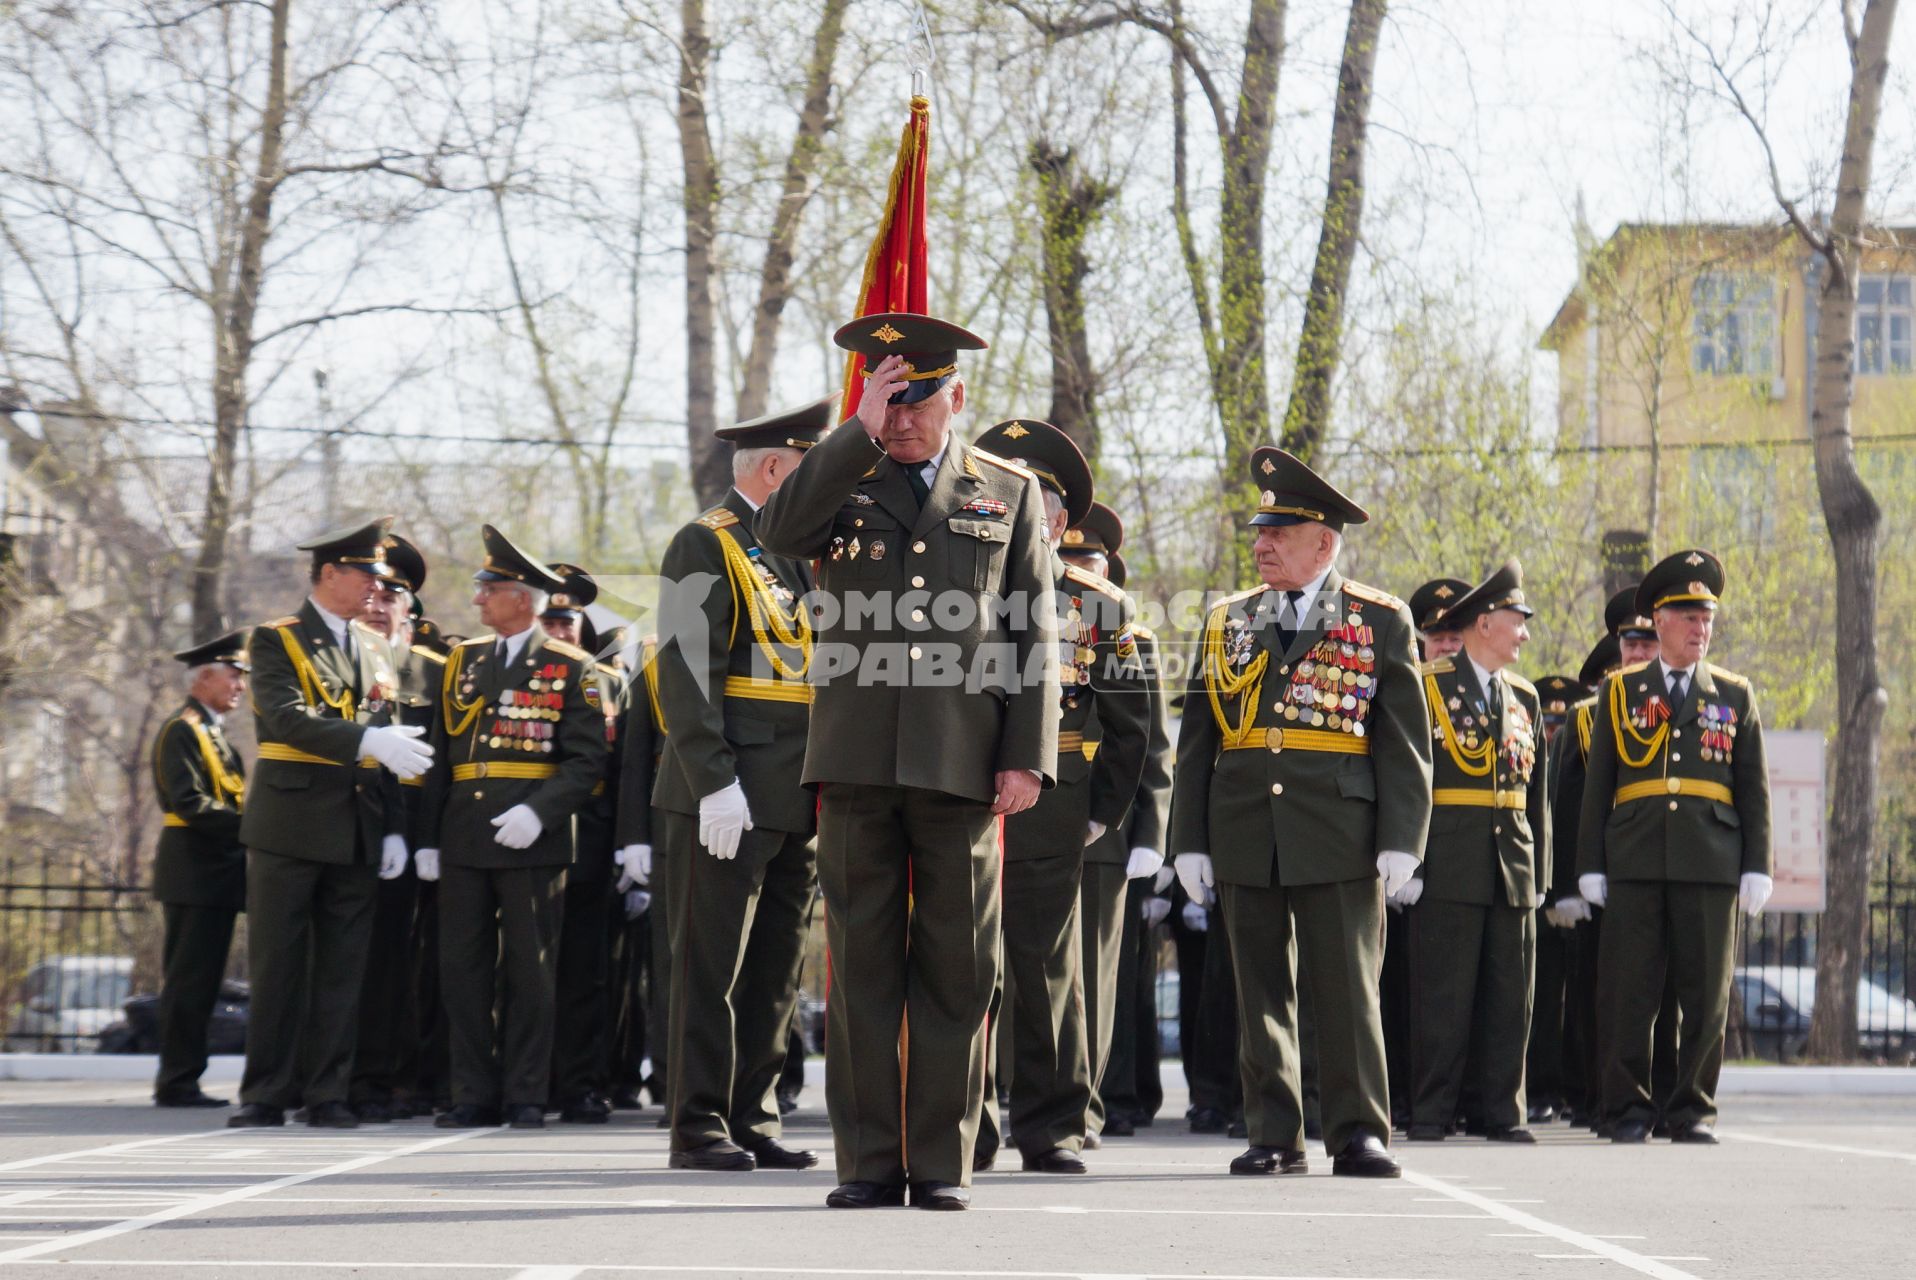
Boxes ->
[457,634,497,649]
[1064,564,1124,600]
[1421,657,1455,676]
[695,507,740,531]
[1615,660,1653,677]
[1707,663,1750,687]
[265,615,300,628]
[1342,580,1405,610]
[410,645,448,666]
[1504,671,1538,696]
[544,638,591,662]
[971,447,1038,482]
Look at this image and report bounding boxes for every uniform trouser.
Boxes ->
[779,1022,807,1099]
[1566,914,1603,1116]
[648,847,674,1102]
[818,783,1000,1189]
[1002,852,1091,1155]
[1103,880,1162,1123]
[1220,876,1392,1155]
[1408,898,1535,1131]
[240,850,379,1108]
[1169,914,1209,1101]
[1078,861,1129,1136]
[550,869,615,1103]
[1528,911,1570,1109]
[975,966,1005,1162]
[1652,975,1681,1116]
[350,869,420,1104]
[608,903,651,1094]
[1193,906,1243,1116]
[439,862,567,1108]
[660,811,816,1151]
[411,880,449,1104]
[155,903,238,1100]
[1379,904,1414,1123]
[1598,881,1737,1129]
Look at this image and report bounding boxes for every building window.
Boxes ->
[1856,275,1914,375]
[1692,274,1776,376]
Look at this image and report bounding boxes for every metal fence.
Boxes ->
[0,857,156,1053]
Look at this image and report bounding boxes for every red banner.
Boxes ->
[841,95,930,420]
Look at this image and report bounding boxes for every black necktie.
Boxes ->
[1668,669,1687,707]
[1489,676,1504,720]
[904,462,931,509]
[496,639,511,666]
[1275,589,1304,650]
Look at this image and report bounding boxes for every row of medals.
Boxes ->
[484,687,563,753]
[1693,702,1739,763]
[1278,638,1377,736]
[1061,602,1094,699]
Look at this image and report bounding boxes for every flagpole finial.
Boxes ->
[905,1,935,99]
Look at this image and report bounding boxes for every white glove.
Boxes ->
[1126,847,1165,880]
[1531,892,1548,910]
[1740,872,1774,917]
[624,888,652,919]
[1142,896,1172,927]
[1153,866,1176,894]
[1181,902,1209,932]
[697,780,753,860]
[615,844,651,891]
[1579,873,1608,909]
[490,803,543,849]
[1553,896,1593,926]
[1392,877,1425,908]
[379,834,408,880]
[1174,853,1215,907]
[359,724,433,779]
[415,848,440,881]
[1084,820,1108,847]
[1376,851,1419,899]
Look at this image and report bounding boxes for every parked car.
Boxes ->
[3,955,134,1052]
[95,979,250,1055]
[1155,970,1181,1059]
[1734,964,1916,1061]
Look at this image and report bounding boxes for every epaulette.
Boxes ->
[1064,563,1124,600]
[1571,693,1599,710]
[456,634,498,649]
[1342,580,1405,610]
[1503,671,1538,697]
[595,660,624,678]
[410,644,448,666]
[544,638,591,662]
[1210,584,1267,613]
[1421,657,1455,676]
[1615,660,1653,677]
[1707,663,1750,687]
[1131,623,1157,642]
[180,707,201,726]
[695,507,740,531]
[265,615,299,628]
[971,447,1037,482]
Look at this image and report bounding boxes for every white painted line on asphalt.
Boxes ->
[1401,1169,1705,1280]
[0,1263,1451,1279]
[1720,1132,1916,1162]
[247,1193,1491,1220]
[509,1269,586,1280]
[0,1129,483,1265]
[1533,1254,1603,1261]
[0,1128,228,1173]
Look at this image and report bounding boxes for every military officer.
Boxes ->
[969,425,1149,1173]
[1171,447,1431,1178]
[1525,670,1590,1124]
[230,519,430,1128]
[613,633,668,1110]
[652,396,829,1172]
[1579,549,1772,1144]
[757,313,1059,1211]
[150,631,251,1108]
[415,526,609,1130]
[1400,560,1550,1144]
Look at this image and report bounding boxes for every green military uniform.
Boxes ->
[756,313,1060,1204]
[611,635,666,1106]
[420,527,609,1122]
[407,615,457,1109]
[1580,550,1771,1140]
[654,400,828,1168]
[150,632,250,1106]
[234,520,409,1122]
[1169,447,1432,1175]
[1405,561,1550,1139]
[1524,671,1589,1124]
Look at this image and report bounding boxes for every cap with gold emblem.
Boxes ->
[173,630,250,671]
[972,418,1094,526]
[1604,586,1656,640]
[715,393,838,451]
[1638,548,1724,614]
[1247,446,1369,530]
[541,563,599,621]
[1063,501,1123,557]
[381,534,427,595]
[1106,550,1129,590]
[1578,633,1622,687]
[473,524,566,593]
[834,312,988,405]
[1445,559,1536,627]
[1535,674,1589,724]
[1409,577,1472,634]
[297,516,395,578]
[413,616,452,657]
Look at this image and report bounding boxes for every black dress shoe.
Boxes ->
[507,1104,545,1129]
[1528,1102,1558,1124]
[1332,1132,1402,1178]
[435,1104,502,1129]
[1187,1106,1227,1134]
[1610,1117,1651,1144]
[1227,1117,1249,1140]
[306,1101,359,1129]
[352,1100,393,1123]
[826,1181,905,1208]
[745,1138,818,1169]
[156,1091,229,1108]
[1406,1123,1446,1142]
[972,1149,996,1173]
[291,1107,310,1123]
[226,1102,284,1127]
[1020,1147,1087,1174]
[1082,1131,1102,1150]
[775,1091,799,1115]
[1102,1113,1136,1137]
[1229,1145,1308,1175]
[610,1086,643,1110]
[1486,1126,1537,1144]
[1669,1121,1718,1145]
[559,1095,611,1124]
[1651,1119,1672,1139]
[910,1181,970,1210]
[669,1138,755,1171]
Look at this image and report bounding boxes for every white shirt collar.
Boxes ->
[496,623,538,668]
[1660,658,1696,683]
[308,597,352,648]
[918,446,946,480]
[733,487,762,513]
[192,697,224,729]
[1468,654,1501,698]
[1274,565,1335,619]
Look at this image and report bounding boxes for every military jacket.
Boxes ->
[653,487,816,836]
[1003,561,1150,862]
[1168,571,1433,888]
[396,641,446,850]
[239,600,405,864]
[420,629,609,869]
[1578,661,1771,886]
[756,420,1060,804]
[572,658,628,881]
[1086,624,1171,865]
[1548,697,1597,901]
[150,697,248,909]
[615,636,665,850]
[1416,657,1550,908]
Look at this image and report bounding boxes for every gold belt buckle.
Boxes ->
[474,762,490,779]
[1666,776,1682,794]
[1266,727,1284,753]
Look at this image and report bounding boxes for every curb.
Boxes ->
[0,1054,243,1083]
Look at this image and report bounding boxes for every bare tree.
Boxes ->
[1030,141,1116,457]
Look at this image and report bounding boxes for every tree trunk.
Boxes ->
[191,0,291,636]
[734,0,850,423]
[1804,0,1897,1061]
[1280,0,1385,458]
[1030,141,1114,459]
[677,0,727,504]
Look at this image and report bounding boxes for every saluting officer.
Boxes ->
[969,424,1150,1174]
[1170,447,1431,1178]
[757,314,1060,1211]
[150,631,251,1109]
[416,527,610,1130]
[652,397,830,1172]
[1401,560,1550,1144]
[1579,550,1772,1144]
